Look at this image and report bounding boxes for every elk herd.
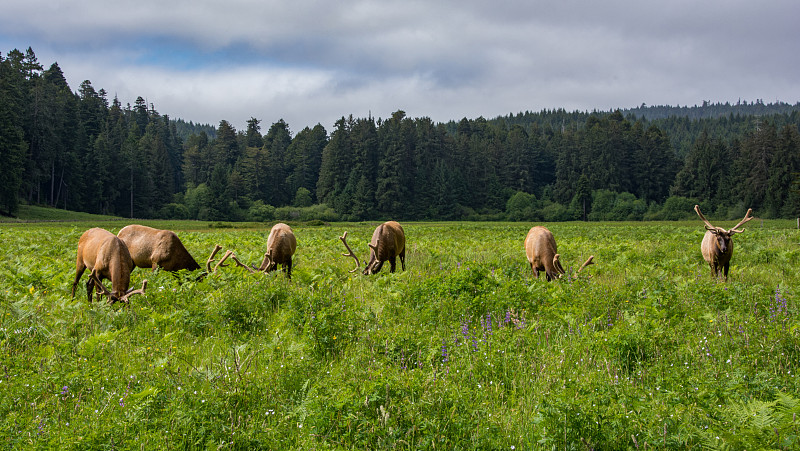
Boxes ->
[72,206,756,305]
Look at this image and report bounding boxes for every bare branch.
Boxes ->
[339,231,361,273]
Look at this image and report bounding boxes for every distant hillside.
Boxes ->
[0,205,123,223]
[621,100,800,121]
[172,118,217,140]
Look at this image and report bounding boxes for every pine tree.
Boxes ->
[0,52,28,215]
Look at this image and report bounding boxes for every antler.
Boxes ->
[553,253,565,275]
[228,254,259,274]
[339,231,361,273]
[206,245,225,273]
[694,205,716,230]
[121,280,148,303]
[730,208,754,232]
[577,255,595,273]
[206,245,233,273]
[257,252,272,272]
[90,272,114,300]
[89,273,146,304]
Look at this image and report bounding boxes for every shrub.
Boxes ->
[505,191,538,221]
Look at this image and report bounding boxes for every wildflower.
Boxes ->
[60,386,69,396]
[441,339,449,364]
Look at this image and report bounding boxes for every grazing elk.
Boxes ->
[72,228,147,304]
[341,221,406,275]
[524,226,594,281]
[695,205,754,280]
[117,224,201,272]
[257,223,297,278]
[205,223,297,279]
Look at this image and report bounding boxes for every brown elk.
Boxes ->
[205,223,297,279]
[117,224,201,272]
[695,205,754,280]
[257,223,297,278]
[524,226,594,281]
[72,228,147,304]
[341,221,406,275]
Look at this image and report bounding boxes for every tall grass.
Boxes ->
[0,221,797,449]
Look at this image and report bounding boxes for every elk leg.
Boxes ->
[373,261,384,274]
[72,264,86,298]
[723,263,730,281]
[85,277,95,303]
[400,248,406,271]
[286,258,292,280]
[389,257,396,273]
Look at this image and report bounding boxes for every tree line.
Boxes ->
[2,47,799,221]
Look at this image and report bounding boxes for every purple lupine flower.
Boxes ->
[486,312,493,337]
[441,339,449,364]
[61,386,69,396]
[504,310,511,326]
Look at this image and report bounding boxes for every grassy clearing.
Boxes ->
[0,220,798,449]
[0,205,125,223]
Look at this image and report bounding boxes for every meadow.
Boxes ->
[0,219,798,449]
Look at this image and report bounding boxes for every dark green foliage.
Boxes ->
[3,48,800,221]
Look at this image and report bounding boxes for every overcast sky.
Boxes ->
[2,1,799,133]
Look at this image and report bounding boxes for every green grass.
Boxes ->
[0,205,124,223]
[1,220,798,449]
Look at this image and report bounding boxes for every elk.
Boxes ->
[524,226,594,281]
[341,221,406,275]
[257,223,297,278]
[117,224,201,272]
[695,205,754,280]
[205,223,297,279]
[72,228,147,304]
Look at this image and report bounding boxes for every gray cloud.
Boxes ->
[2,0,798,131]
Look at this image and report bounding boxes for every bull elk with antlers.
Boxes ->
[341,221,406,275]
[72,228,147,304]
[695,205,754,280]
[117,224,202,273]
[525,226,594,281]
[206,223,297,279]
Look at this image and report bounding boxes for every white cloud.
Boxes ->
[2,0,799,131]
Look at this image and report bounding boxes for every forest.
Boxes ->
[2,47,800,221]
